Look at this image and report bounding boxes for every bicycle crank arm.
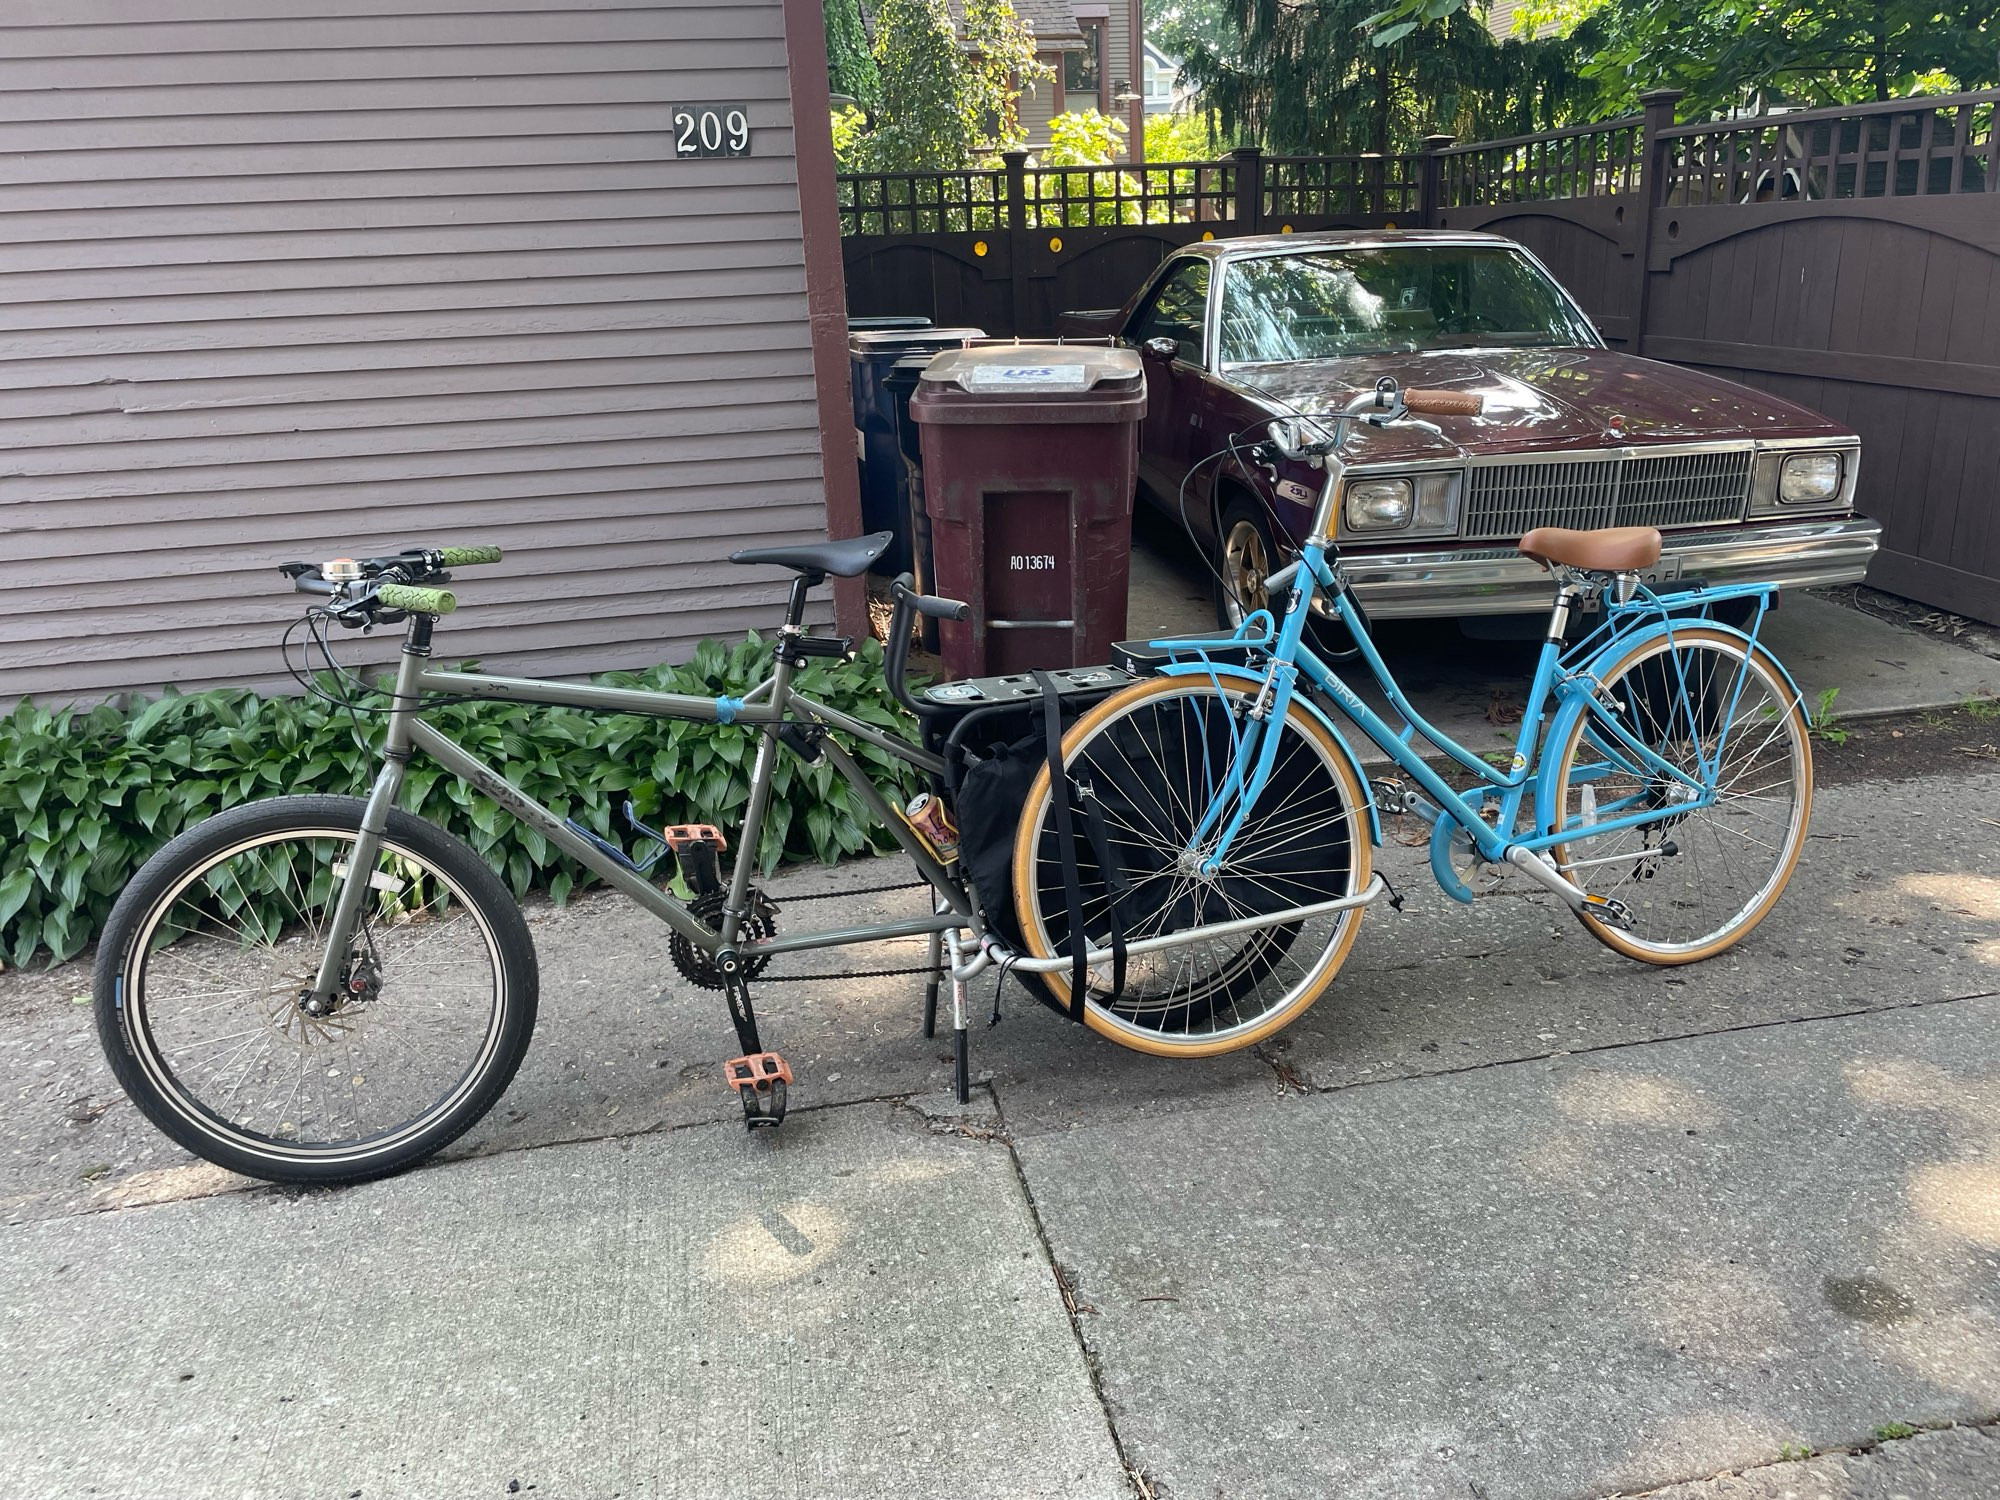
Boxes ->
[1502,847,1636,928]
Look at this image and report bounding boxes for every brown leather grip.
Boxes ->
[1403,388,1484,416]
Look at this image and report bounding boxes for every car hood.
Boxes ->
[1226,347,1849,464]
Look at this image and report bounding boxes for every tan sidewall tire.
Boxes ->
[1010,674,1373,1056]
[1552,626,1813,966]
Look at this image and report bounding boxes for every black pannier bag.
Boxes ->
[926,667,1133,1018]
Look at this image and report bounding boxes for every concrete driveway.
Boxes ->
[3,576,1998,1498]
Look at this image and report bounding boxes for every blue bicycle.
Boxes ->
[1004,382,1814,1056]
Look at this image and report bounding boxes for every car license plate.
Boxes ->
[1640,556,1683,587]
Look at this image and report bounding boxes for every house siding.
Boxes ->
[0,0,836,705]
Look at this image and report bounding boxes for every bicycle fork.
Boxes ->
[306,626,428,1007]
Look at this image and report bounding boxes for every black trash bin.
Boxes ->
[849,328,984,576]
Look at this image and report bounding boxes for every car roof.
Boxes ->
[1173,229,1520,261]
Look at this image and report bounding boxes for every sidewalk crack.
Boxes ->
[990,1082,1156,1500]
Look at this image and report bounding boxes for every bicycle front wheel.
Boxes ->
[94,795,538,1185]
[1549,626,1812,964]
[1011,676,1372,1056]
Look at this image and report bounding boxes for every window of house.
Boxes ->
[1064,21,1105,112]
[1144,57,1172,108]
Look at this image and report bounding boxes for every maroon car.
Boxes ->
[1065,231,1879,630]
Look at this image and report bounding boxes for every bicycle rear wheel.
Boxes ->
[1011,675,1372,1056]
[1549,627,1812,964]
[94,795,537,1185]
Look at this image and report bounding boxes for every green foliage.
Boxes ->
[0,636,924,969]
[1042,108,1130,167]
[846,0,1048,170]
[1180,0,1593,155]
[1146,0,1239,67]
[1566,0,1998,115]
[831,103,872,172]
[824,0,879,110]
[1873,1421,1920,1442]
[866,0,969,170]
[1809,686,1848,745]
[1143,108,1230,163]
[1965,695,2000,721]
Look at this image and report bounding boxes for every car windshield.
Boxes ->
[1217,245,1596,365]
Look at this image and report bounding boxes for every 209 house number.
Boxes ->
[672,106,751,158]
[1010,554,1058,571]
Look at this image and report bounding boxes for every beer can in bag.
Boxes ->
[902,793,960,864]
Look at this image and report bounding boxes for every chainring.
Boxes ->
[669,888,778,991]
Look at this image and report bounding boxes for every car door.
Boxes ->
[1125,258,1213,509]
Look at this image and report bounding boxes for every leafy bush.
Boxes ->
[0,634,925,969]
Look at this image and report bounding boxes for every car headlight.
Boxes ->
[1344,477,1414,531]
[1779,452,1842,504]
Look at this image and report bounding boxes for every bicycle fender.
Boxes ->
[1156,662,1382,845]
[1534,618,1805,835]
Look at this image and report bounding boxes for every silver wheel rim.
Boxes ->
[1221,519,1271,626]
[1553,636,1809,957]
[121,827,508,1166]
[1021,682,1366,1046]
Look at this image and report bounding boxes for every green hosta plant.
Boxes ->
[0,633,924,969]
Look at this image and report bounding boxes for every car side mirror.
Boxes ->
[1142,336,1180,362]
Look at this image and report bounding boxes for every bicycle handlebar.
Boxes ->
[378,583,458,615]
[883,573,969,720]
[890,576,971,623]
[280,543,496,622]
[1401,388,1483,417]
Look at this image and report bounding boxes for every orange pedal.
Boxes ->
[725,1051,791,1129]
[662,823,728,852]
[724,1051,792,1092]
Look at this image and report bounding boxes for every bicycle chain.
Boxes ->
[773,878,930,902]
[749,963,940,984]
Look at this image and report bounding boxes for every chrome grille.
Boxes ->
[1461,449,1752,540]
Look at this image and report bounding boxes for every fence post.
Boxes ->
[1002,149,1028,230]
[1627,88,1683,355]
[1002,150,1029,337]
[1230,145,1264,234]
[1417,135,1454,227]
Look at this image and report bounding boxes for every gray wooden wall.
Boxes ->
[0,0,833,706]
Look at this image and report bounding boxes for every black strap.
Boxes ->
[1076,782,1128,1001]
[1033,670,1088,1022]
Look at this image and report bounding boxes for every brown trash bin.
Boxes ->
[909,344,1146,678]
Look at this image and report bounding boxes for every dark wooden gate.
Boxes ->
[839,90,2000,625]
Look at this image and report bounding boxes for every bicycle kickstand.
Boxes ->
[942,928,971,1105]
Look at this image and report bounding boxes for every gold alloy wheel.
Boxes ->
[1220,515,1272,625]
[1010,673,1373,1056]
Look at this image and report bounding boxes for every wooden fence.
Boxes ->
[838,90,2000,625]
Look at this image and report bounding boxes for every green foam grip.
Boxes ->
[438,545,503,567]
[379,584,457,615]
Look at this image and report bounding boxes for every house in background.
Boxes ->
[1141,39,1190,115]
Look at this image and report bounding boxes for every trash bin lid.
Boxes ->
[847,328,986,358]
[847,315,933,331]
[909,343,1146,425]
